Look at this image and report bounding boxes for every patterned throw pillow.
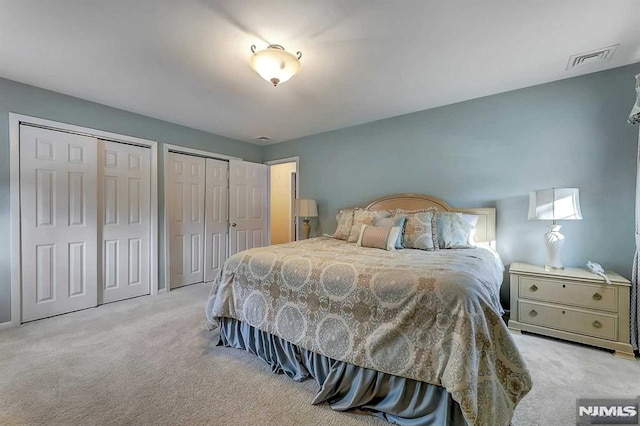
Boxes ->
[332,209,355,240]
[435,212,475,249]
[357,225,401,251]
[402,211,438,250]
[374,215,407,249]
[348,209,391,243]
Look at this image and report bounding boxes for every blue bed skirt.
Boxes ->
[217,317,466,426]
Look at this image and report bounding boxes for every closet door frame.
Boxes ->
[264,156,300,243]
[8,113,159,327]
[162,144,240,292]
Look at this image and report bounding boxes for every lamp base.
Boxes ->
[544,224,565,271]
[302,219,311,240]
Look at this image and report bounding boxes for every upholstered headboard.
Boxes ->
[365,193,496,248]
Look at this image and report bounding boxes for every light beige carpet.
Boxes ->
[0,283,638,426]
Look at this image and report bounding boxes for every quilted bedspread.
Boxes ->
[206,237,531,425]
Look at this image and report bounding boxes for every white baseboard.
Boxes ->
[0,321,17,330]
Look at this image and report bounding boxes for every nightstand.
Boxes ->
[509,262,635,360]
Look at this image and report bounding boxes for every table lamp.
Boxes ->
[528,188,583,271]
[295,199,318,240]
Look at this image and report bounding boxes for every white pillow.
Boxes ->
[461,213,480,246]
[435,212,475,249]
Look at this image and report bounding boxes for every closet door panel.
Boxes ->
[99,140,151,303]
[20,126,98,322]
[204,158,229,282]
[229,160,268,257]
[168,152,205,288]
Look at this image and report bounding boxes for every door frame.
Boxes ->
[8,113,159,328]
[162,143,240,292]
[265,157,300,243]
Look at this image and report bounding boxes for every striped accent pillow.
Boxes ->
[356,225,401,251]
[374,215,407,249]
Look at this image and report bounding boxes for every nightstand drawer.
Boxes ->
[518,277,617,312]
[518,301,617,340]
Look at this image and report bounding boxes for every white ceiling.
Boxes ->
[1,1,639,144]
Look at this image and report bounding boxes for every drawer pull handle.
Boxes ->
[529,309,538,317]
[593,293,602,301]
[529,285,538,292]
[593,320,603,329]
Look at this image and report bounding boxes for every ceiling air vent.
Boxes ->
[566,44,619,70]
[253,136,272,143]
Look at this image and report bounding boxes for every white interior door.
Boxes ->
[99,140,151,303]
[20,125,98,322]
[204,158,229,282]
[229,159,268,256]
[168,152,206,288]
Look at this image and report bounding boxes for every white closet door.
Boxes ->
[229,159,268,256]
[168,152,206,288]
[99,140,151,304]
[20,125,98,322]
[204,158,229,282]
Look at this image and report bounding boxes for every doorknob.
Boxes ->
[231,223,237,227]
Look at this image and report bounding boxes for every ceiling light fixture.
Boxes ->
[250,44,302,87]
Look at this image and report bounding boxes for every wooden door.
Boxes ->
[204,158,229,282]
[20,125,98,322]
[167,152,206,288]
[98,140,151,303]
[229,159,268,256]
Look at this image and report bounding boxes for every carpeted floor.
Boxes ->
[1,283,638,426]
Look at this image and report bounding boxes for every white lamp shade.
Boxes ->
[295,199,318,218]
[250,45,301,86]
[528,188,583,221]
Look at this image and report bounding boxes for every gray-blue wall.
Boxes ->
[264,64,640,305]
[3,63,639,321]
[0,77,262,322]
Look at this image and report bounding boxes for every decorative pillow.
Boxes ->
[402,211,438,250]
[374,215,407,249]
[435,212,475,249]
[348,209,391,243]
[357,225,401,251]
[332,209,355,240]
[461,213,480,246]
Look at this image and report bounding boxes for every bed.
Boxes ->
[206,194,531,425]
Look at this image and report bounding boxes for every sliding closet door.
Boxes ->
[204,158,229,282]
[20,126,98,322]
[229,159,268,256]
[168,152,206,288]
[99,140,151,303]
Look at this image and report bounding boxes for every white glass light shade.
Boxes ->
[295,199,318,218]
[528,188,583,221]
[250,44,301,86]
